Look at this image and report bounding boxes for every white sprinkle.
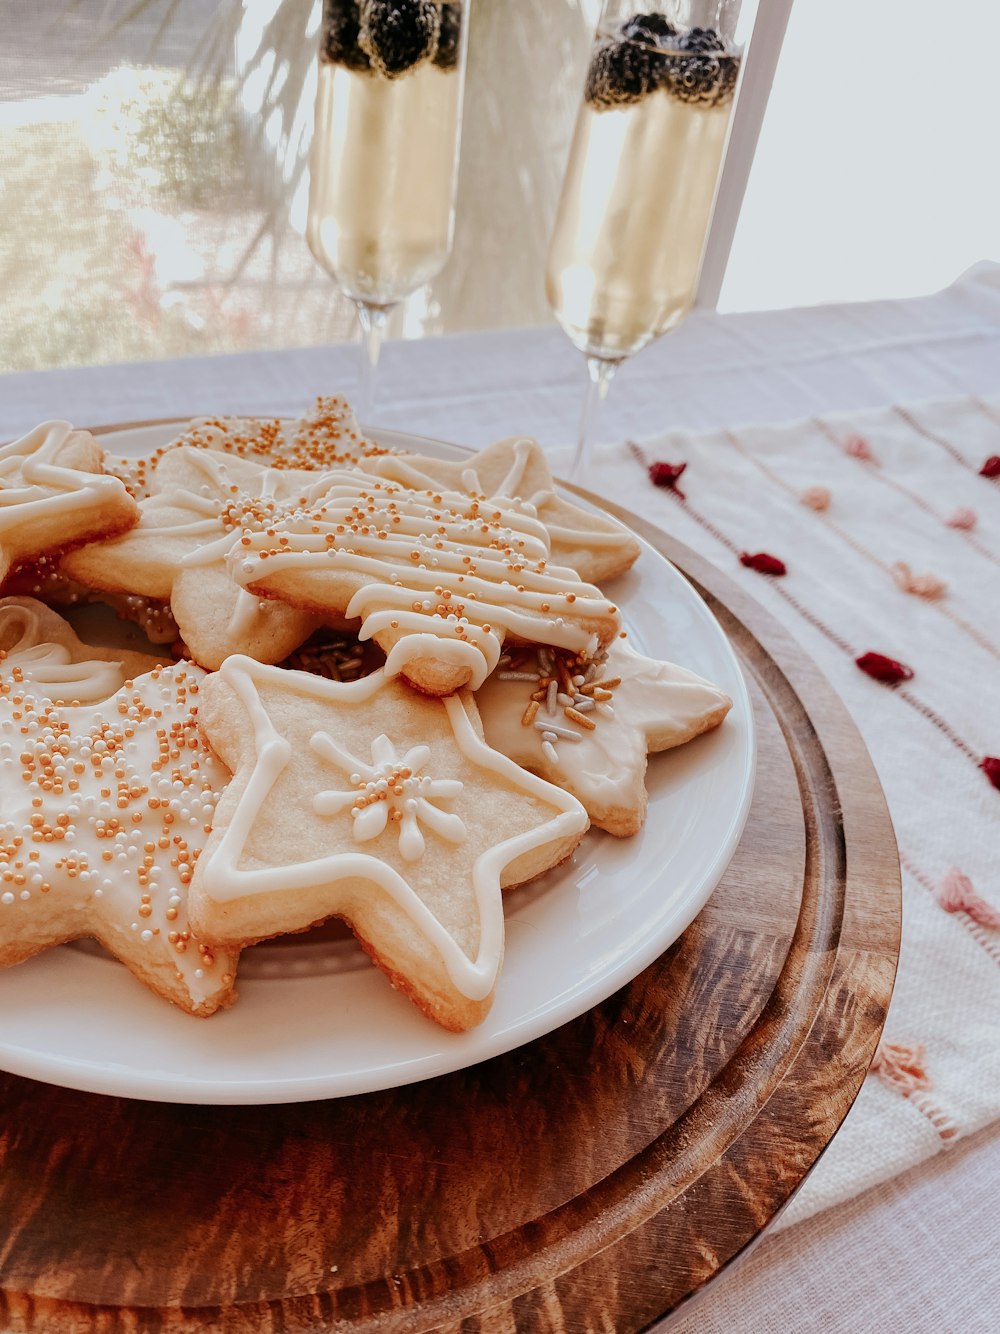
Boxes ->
[1,892,13,905]
[534,720,582,742]
[541,740,559,764]
[497,671,539,681]
[546,680,558,715]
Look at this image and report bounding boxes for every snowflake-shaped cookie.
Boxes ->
[62,446,344,668]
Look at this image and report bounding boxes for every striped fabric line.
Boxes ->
[900,851,1000,969]
[627,442,992,786]
[869,1042,960,1143]
[719,428,1000,667]
[896,402,1000,479]
[811,418,1000,571]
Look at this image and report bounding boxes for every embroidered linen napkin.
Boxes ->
[558,393,1000,1228]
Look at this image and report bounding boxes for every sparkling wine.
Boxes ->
[546,32,740,361]
[307,47,464,308]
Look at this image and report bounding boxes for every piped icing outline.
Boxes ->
[196,657,588,1002]
[0,601,125,704]
[367,435,639,552]
[0,421,130,530]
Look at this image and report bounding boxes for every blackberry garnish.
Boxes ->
[433,2,462,70]
[321,0,371,72]
[621,13,678,46]
[665,26,737,106]
[359,0,441,79]
[585,38,661,109]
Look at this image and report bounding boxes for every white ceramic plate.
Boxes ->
[0,424,754,1104]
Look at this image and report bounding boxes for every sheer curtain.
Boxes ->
[0,0,594,374]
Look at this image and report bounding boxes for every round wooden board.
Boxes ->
[0,502,900,1334]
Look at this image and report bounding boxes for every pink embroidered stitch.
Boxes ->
[938,869,1000,929]
[889,561,948,599]
[946,506,978,530]
[801,485,831,511]
[844,434,878,463]
[870,1042,932,1096]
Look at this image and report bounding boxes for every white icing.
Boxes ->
[380,630,499,690]
[0,601,124,704]
[476,640,731,826]
[136,447,354,639]
[0,421,128,530]
[311,731,466,862]
[197,657,588,1002]
[230,480,620,668]
[370,436,635,551]
[0,662,237,1008]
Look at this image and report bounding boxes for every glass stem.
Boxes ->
[571,355,620,483]
[354,301,392,426]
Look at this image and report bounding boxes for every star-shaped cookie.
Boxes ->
[0,660,239,1015]
[361,434,641,583]
[62,446,347,669]
[227,475,623,696]
[105,395,387,499]
[0,596,163,704]
[475,639,732,836]
[189,657,588,1030]
[0,421,138,586]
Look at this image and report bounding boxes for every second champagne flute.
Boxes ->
[546,0,752,479]
[307,0,470,421]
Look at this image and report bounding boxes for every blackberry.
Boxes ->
[321,0,371,72]
[620,13,677,47]
[433,2,462,70]
[359,0,441,79]
[665,26,738,107]
[585,38,662,110]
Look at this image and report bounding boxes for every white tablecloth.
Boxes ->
[3,262,1000,1331]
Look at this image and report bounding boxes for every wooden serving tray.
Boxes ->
[0,507,900,1334]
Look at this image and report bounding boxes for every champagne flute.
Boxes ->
[307,0,470,421]
[546,0,752,479]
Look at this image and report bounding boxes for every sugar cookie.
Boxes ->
[362,434,641,583]
[227,473,622,696]
[0,597,164,704]
[106,395,386,499]
[0,660,239,1015]
[62,447,341,669]
[5,557,181,645]
[0,421,139,587]
[189,658,588,1031]
[476,639,732,836]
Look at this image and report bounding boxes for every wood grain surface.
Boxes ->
[0,495,900,1334]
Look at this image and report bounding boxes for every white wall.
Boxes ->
[720,0,1000,310]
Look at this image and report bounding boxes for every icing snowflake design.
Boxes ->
[310,732,466,862]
